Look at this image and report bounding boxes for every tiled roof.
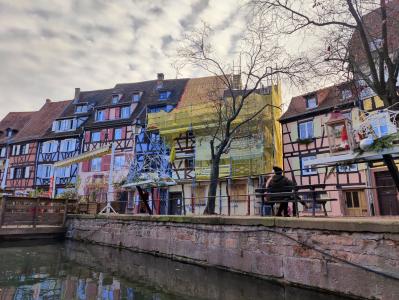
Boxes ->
[280,82,357,122]
[349,0,399,63]
[81,78,189,129]
[0,111,36,144]
[13,99,72,143]
[178,76,225,108]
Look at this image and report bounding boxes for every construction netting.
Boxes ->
[147,81,283,180]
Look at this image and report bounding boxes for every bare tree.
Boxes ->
[176,20,309,214]
[251,0,399,107]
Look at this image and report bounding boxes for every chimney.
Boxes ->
[156,73,164,89]
[157,73,164,81]
[73,88,80,103]
[46,99,51,103]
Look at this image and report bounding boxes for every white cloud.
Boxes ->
[0,0,284,119]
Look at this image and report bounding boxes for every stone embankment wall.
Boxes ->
[66,215,399,300]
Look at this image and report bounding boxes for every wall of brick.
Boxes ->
[66,215,399,300]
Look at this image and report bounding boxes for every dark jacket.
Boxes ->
[267,175,295,200]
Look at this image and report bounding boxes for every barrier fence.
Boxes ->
[0,196,70,228]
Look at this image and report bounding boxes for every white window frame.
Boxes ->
[114,156,125,170]
[298,120,314,140]
[121,106,131,119]
[91,157,101,172]
[96,110,105,121]
[301,156,317,175]
[75,105,88,113]
[132,93,141,103]
[114,128,122,140]
[91,132,101,142]
[0,147,6,157]
[306,95,317,109]
[60,139,76,152]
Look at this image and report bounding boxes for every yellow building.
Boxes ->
[147,76,282,215]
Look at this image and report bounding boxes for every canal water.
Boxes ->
[0,241,350,300]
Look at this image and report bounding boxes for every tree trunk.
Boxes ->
[204,156,220,214]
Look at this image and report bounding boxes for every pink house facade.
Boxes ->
[280,83,372,217]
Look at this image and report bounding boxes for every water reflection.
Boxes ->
[0,241,349,300]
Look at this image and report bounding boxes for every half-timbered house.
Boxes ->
[78,74,189,206]
[279,83,374,216]
[6,99,71,194]
[148,76,283,215]
[35,90,89,195]
[0,111,35,190]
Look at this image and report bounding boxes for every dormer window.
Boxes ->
[75,104,88,113]
[305,94,317,109]
[132,92,141,103]
[112,94,120,104]
[6,129,13,137]
[121,106,131,119]
[159,91,171,100]
[341,89,352,101]
[96,110,105,121]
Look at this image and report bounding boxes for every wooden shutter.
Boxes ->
[115,107,121,119]
[24,166,30,179]
[104,109,110,120]
[84,131,91,143]
[100,129,106,141]
[82,161,90,172]
[107,128,113,141]
[101,155,111,171]
[122,127,127,139]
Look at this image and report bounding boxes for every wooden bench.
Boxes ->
[255,185,337,217]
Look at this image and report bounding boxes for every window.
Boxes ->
[121,106,131,118]
[341,89,352,100]
[132,93,141,103]
[60,139,76,152]
[147,105,174,113]
[305,94,317,109]
[114,128,122,140]
[301,156,317,175]
[345,191,360,208]
[39,164,53,178]
[91,132,101,142]
[0,147,6,157]
[12,145,20,156]
[59,119,74,131]
[338,164,358,173]
[56,166,71,178]
[369,38,383,52]
[114,156,125,170]
[42,141,57,153]
[112,94,120,104]
[6,129,13,137]
[298,120,313,140]
[15,168,23,179]
[159,91,171,100]
[91,157,101,172]
[96,110,105,121]
[75,105,88,113]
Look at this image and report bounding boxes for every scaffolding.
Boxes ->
[147,81,283,180]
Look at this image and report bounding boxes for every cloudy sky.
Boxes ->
[0,0,291,119]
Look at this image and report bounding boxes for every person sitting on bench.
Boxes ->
[266,166,296,217]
